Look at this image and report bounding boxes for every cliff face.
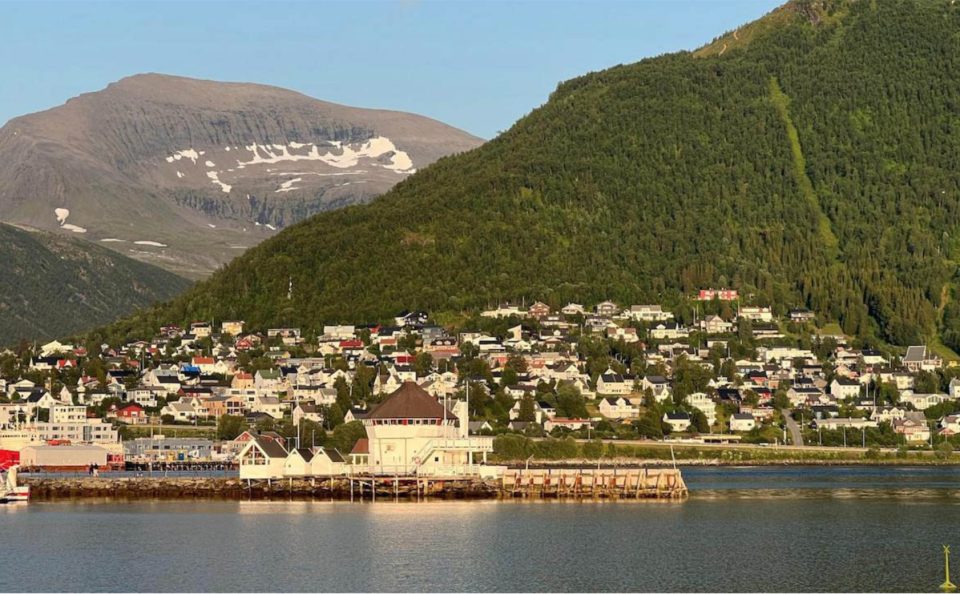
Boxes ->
[0,74,483,278]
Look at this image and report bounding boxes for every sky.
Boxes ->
[2,1,781,139]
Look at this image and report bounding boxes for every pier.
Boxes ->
[499,467,688,499]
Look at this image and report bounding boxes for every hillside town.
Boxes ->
[3,291,960,474]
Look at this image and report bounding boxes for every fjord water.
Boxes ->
[4,467,960,592]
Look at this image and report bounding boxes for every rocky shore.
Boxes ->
[23,477,498,501]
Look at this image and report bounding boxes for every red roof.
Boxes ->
[350,438,369,455]
[340,340,363,348]
[193,357,215,365]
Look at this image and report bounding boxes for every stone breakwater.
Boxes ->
[23,469,689,501]
[23,477,497,501]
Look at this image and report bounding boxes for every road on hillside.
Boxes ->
[781,409,804,446]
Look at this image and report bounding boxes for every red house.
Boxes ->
[113,403,148,425]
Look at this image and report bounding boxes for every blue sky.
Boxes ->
[2,1,781,139]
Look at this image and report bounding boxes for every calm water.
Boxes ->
[3,466,960,592]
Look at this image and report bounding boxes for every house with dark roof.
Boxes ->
[663,412,691,432]
[284,448,316,477]
[238,435,288,480]
[903,345,942,372]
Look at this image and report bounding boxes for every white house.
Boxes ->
[597,371,634,396]
[599,397,639,420]
[900,392,947,411]
[649,323,689,340]
[310,448,347,475]
[252,395,285,419]
[903,346,942,372]
[738,306,774,323]
[509,399,544,424]
[663,413,691,432]
[829,378,861,400]
[950,378,960,399]
[283,447,315,477]
[871,406,907,423]
[238,436,289,480]
[701,315,733,334]
[729,413,757,432]
[292,402,323,426]
[161,401,197,422]
[687,392,718,426]
[629,305,673,322]
[544,418,592,432]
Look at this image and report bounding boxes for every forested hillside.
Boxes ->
[0,224,192,344]
[97,0,960,349]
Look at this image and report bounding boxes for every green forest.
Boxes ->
[0,223,192,345]
[94,0,960,350]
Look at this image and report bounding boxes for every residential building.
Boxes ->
[663,412,691,432]
[730,413,757,432]
[599,397,639,420]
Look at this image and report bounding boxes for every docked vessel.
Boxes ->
[0,464,30,503]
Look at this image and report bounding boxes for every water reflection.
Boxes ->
[4,467,960,592]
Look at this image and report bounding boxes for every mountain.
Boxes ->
[99,0,960,351]
[0,74,483,278]
[0,223,192,345]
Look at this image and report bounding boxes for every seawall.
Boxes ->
[23,468,689,501]
[22,477,496,501]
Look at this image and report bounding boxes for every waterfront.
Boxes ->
[2,466,959,592]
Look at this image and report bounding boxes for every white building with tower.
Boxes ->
[238,382,494,480]
[358,382,493,476]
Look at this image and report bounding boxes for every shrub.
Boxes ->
[936,441,954,460]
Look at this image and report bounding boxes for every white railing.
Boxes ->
[429,437,494,452]
[347,463,488,478]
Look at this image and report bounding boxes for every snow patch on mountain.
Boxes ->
[206,171,232,193]
[165,149,200,164]
[234,136,415,173]
[276,177,303,193]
